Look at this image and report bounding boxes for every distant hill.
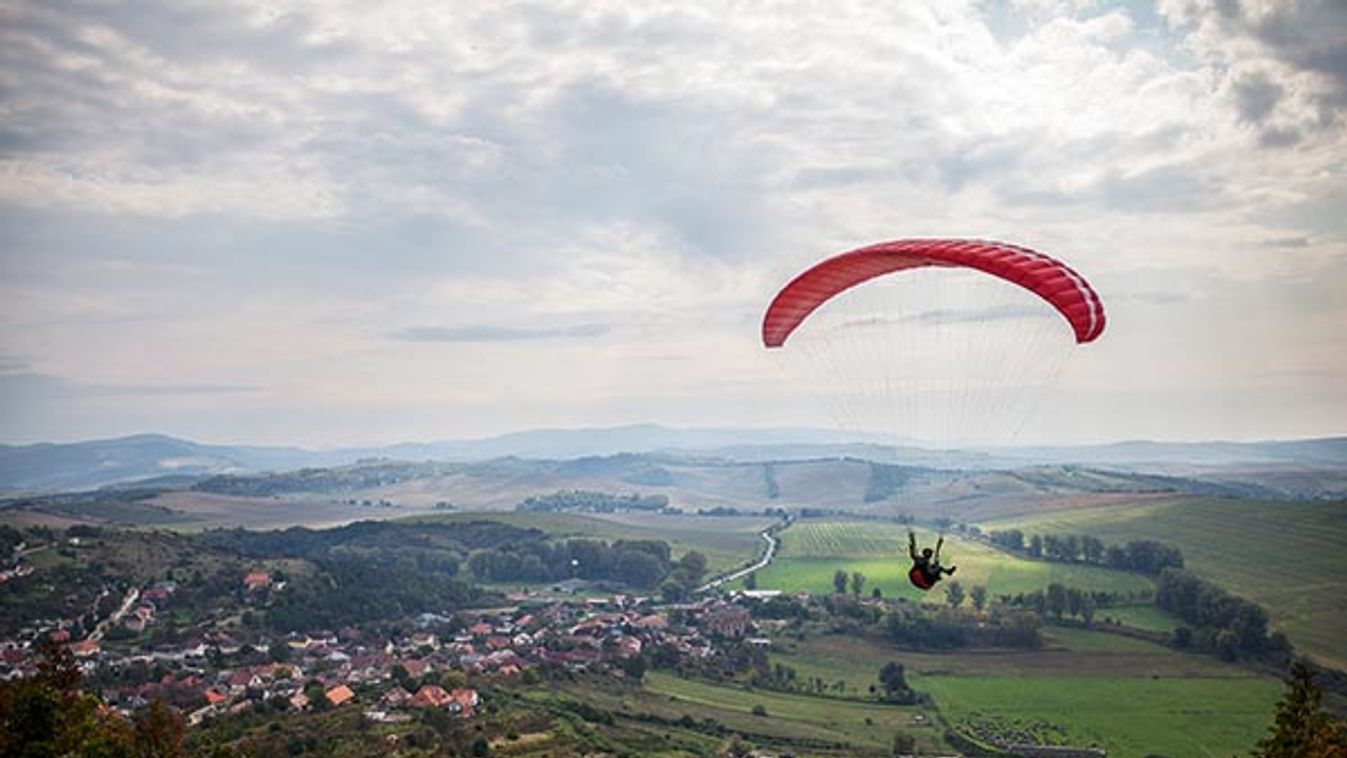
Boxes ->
[982,437,1347,468]
[2,426,1344,495]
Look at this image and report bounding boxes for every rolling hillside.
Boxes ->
[990,496,1347,669]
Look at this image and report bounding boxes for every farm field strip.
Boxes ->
[765,629,1279,758]
[769,628,1257,690]
[412,510,773,572]
[916,675,1280,758]
[640,671,941,752]
[753,520,1152,600]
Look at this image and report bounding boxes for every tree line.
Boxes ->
[516,490,669,513]
[986,528,1184,575]
[466,537,707,594]
[1155,568,1291,661]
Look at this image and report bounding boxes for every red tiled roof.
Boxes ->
[325,685,355,706]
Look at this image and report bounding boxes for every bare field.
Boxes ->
[409,510,774,571]
[147,491,439,531]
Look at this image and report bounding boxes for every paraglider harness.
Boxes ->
[908,529,955,591]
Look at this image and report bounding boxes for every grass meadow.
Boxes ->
[991,496,1347,668]
[767,627,1281,758]
[639,671,947,753]
[745,520,1153,601]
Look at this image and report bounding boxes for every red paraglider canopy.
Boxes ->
[762,239,1105,348]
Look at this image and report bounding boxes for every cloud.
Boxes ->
[1232,73,1285,124]
[389,323,611,343]
[0,1,1343,444]
[1160,0,1347,144]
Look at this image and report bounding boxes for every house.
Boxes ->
[243,571,272,592]
[325,685,355,707]
[408,684,451,709]
[69,640,100,658]
[702,605,751,639]
[409,632,439,650]
[204,689,229,707]
[289,692,310,711]
[380,686,412,707]
[632,614,668,630]
[399,658,432,679]
[446,688,479,718]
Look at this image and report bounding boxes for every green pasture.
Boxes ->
[992,496,1347,668]
[919,675,1279,758]
[411,510,772,573]
[766,628,1280,757]
[1099,604,1180,632]
[640,671,946,753]
[747,521,1152,600]
[770,627,1253,695]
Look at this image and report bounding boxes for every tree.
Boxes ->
[1029,534,1043,558]
[833,569,849,595]
[679,551,708,579]
[1253,661,1347,757]
[1067,587,1083,618]
[893,732,917,755]
[1045,583,1067,620]
[945,580,965,609]
[970,585,987,612]
[744,571,757,591]
[1080,593,1096,626]
[660,579,688,603]
[134,699,186,758]
[851,572,866,597]
[878,662,909,699]
[0,640,147,757]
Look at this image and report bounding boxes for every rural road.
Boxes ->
[695,519,787,593]
[89,587,139,642]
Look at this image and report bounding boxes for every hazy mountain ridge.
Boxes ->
[2,426,1345,495]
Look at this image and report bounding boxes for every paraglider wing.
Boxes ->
[761,239,1105,348]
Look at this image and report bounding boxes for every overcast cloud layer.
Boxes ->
[1,0,1344,446]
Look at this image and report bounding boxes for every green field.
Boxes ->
[992,496,1347,667]
[1100,604,1181,632]
[922,675,1278,758]
[641,671,947,754]
[747,521,1153,600]
[410,510,773,573]
[767,627,1280,757]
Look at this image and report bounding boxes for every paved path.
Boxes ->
[90,587,138,642]
[695,519,788,593]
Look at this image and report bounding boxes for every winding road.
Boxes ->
[695,518,788,594]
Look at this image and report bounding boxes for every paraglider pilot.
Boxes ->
[908,529,956,591]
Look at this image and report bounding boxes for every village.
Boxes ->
[1,562,768,732]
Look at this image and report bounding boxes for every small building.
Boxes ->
[243,571,272,592]
[702,605,751,639]
[408,684,451,709]
[325,685,355,707]
[69,640,100,658]
[204,689,229,707]
[447,688,479,718]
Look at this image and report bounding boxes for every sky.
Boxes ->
[1,0,1344,447]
